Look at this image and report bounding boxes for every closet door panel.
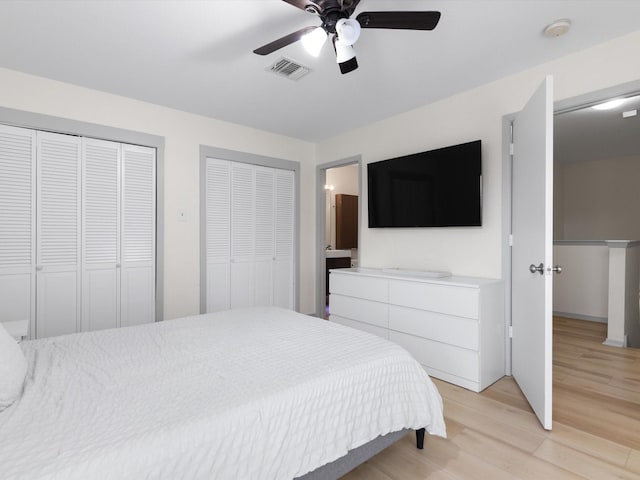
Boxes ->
[121,266,154,326]
[37,270,79,337]
[231,163,254,259]
[253,261,273,306]
[230,163,254,308]
[84,268,118,331]
[36,131,81,338]
[207,263,229,312]
[206,158,231,312]
[230,261,253,308]
[0,125,35,331]
[0,275,32,322]
[274,170,295,309]
[273,259,293,309]
[254,167,274,306]
[121,144,155,326]
[82,138,120,331]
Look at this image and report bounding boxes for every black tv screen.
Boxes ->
[367,140,482,228]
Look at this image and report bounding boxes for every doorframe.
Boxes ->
[315,155,362,317]
[501,78,640,375]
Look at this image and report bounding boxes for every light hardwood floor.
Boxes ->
[342,316,640,479]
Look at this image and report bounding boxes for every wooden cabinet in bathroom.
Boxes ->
[335,194,358,250]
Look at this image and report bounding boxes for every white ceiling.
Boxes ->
[1,0,640,143]
[555,95,640,164]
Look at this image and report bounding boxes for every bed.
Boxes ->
[0,306,446,479]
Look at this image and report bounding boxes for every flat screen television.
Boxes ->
[367,140,482,228]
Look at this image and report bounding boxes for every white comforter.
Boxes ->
[0,307,446,480]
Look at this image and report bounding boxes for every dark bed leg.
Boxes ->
[416,428,425,450]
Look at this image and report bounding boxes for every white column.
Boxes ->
[604,240,640,348]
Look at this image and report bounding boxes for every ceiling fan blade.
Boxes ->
[281,0,322,14]
[340,0,363,17]
[356,11,441,30]
[253,26,318,55]
[281,0,361,16]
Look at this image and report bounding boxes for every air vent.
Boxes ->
[267,57,310,81]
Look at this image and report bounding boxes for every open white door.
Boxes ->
[511,76,554,430]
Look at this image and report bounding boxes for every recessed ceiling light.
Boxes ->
[592,98,627,110]
[544,19,571,37]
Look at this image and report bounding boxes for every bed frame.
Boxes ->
[296,428,426,479]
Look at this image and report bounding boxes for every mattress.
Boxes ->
[0,306,446,479]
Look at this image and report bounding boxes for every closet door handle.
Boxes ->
[35,265,43,271]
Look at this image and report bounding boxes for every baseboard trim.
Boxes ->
[603,336,627,348]
[553,311,607,323]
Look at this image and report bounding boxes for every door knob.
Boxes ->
[548,265,562,274]
[529,263,544,275]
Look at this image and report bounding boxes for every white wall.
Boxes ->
[316,31,640,279]
[556,154,640,240]
[0,68,316,318]
[553,244,609,320]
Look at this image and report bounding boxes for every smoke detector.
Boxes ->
[544,19,571,37]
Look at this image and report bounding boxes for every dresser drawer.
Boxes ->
[330,315,389,340]
[330,273,388,303]
[330,294,388,329]
[389,280,479,319]
[390,331,479,382]
[389,305,479,350]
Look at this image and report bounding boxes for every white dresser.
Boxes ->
[329,268,505,392]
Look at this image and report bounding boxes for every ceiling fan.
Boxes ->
[253,0,441,74]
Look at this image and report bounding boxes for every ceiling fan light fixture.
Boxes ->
[591,98,626,111]
[334,38,355,62]
[254,3,442,74]
[334,38,358,74]
[301,26,327,57]
[336,18,361,46]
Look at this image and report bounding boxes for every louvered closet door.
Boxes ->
[0,125,35,333]
[230,162,254,308]
[253,166,275,306]
[36,131,81,338]
[273,169,295,309]
[82,138,120,331]
[205,159,295,312]
[121,144,155,327]
[206,158,230,312]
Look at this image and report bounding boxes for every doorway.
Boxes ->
[503,78,640,429]
[316,156,362,318]
[553,92,640,348]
